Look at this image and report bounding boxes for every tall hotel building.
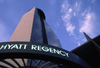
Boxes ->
[0,7,99,68]
[9,7,62,68]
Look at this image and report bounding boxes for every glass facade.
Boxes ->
[30,9,43,43]
[27,8,62,68]
[44,20,62,48]
[30,8,62,48]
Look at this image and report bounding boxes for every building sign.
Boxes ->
[0,42,89,68]
[0,43,69,57]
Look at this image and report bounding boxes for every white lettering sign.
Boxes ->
[0,44,69,57]
[0,44,27,49]
[31,45,69,57]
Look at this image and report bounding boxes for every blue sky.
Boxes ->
[0,0,100,51]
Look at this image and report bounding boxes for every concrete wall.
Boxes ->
[9,7,36,42]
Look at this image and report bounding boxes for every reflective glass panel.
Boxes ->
[44,20,62,48]
[30,9,43,43]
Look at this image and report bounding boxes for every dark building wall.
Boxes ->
[30,8,62,48]
[30,8,43,43]
[27,8,62,67]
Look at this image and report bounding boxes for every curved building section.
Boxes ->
[0,42,89,68]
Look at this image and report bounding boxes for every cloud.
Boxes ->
[61,1,76,36]
[73,12,76,16]
[68,8,72,13]
[79,12,96,37]
[61,0,83,36]
[91,0,96,3]
[61,0,98,47]
[66,22,75,35]
[75,1,78,8]
[78,42,80,46]
[74,1,81,11]
[81,7,91,16]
